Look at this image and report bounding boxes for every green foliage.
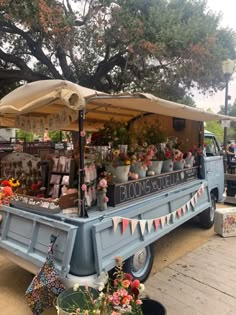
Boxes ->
[16,129,34,142]
[0,0,235,103]
[219,100,236,140]
[48,131,62,142]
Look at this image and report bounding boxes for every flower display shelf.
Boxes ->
[107,167,198,206]
[10,193,78,215]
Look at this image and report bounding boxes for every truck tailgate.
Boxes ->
[0,206,78,278]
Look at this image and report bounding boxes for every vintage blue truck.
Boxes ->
[0,80,231,288]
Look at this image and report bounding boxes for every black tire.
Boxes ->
[122,244,154,283]
[199,193,216,229]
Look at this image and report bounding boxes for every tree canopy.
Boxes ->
[0,0,235,102]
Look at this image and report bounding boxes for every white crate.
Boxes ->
[214,208,236,237]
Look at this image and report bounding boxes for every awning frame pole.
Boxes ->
[78,109,88,218]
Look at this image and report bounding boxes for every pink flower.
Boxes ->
[81,184,87,191]
[136,299,143,305]
[104,196,109,203]
[80,130,86,137]
[99,179,107,188]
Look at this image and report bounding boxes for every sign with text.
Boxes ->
[107,167,198,206]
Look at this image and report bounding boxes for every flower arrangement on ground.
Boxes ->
[56,257,144,315]
[0,179,16,207]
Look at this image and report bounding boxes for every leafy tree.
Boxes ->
[16,129,34,142]
[219,100,236,140]
[0,0,235,103]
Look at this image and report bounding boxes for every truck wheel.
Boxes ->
[123,244,154,282]
[199,193,216,229]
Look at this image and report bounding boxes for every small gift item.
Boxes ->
[25,234,65,315]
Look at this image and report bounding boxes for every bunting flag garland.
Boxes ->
[139,220,146,236]
[122,219,130,234]
[160,216,166,228]
[177,208,182,218]
[186,201,191,211]
[112,183,206,235]
[166,213,172,225]
[131,219,138,235]
[112,217,121,232]
[154,219,159,230]
[190,197,195,208]
[147,220,153,233]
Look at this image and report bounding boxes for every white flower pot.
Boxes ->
[110,165,130,183]
[148,160,163,175]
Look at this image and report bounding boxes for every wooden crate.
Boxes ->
[214,208,236,237]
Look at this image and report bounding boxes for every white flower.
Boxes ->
[98,282,105,291]
[139,283,145,292]
[73,283,79,291]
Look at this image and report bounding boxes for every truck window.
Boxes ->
[204,135,220,156]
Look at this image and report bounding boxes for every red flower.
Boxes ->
[1,180,11,187]
[131,279,140,289]
[31,183,39,191]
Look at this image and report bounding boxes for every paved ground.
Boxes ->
[146,235,236,315]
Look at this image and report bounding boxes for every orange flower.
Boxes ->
[122,280,130,288]
[121,296,130,305]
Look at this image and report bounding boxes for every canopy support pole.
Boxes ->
[78,109,88,218]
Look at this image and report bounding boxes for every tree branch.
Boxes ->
[0,21,63,79]
[56,46,75,82]
[0,69,50,82]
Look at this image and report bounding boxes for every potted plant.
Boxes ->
[106,149,131,183]
[56,257,167,315]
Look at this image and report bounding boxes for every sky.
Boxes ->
[193,0,236,113]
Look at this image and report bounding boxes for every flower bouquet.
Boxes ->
[56,257,145,315]
[105,149,131,183]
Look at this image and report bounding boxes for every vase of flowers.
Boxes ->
[173,149,184,171]
[106,149,131,183]
[96,178,109,211]
[56,257,147,315]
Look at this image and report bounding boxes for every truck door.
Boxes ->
[203,133,224,201]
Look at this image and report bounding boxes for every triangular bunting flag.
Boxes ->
[131,219,138,235]
[154,219,159,230]
[160,216,166,228]
[139,220,146,236]
[182,205,186,214]
[147,220,153,233]
[177,208,182,218]
[166,213,172,225]
[190,197,195,207]
[201,184,205,192]
[186,201,191,211]
[122,218,130,234]
[197,187,202,197]
[112,217,121,233]
[194,194,198,203]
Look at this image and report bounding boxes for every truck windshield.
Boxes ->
[204,135,220,156]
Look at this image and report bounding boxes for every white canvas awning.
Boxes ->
[0,80,235,131]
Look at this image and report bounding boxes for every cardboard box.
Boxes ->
[214,208,236,237]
